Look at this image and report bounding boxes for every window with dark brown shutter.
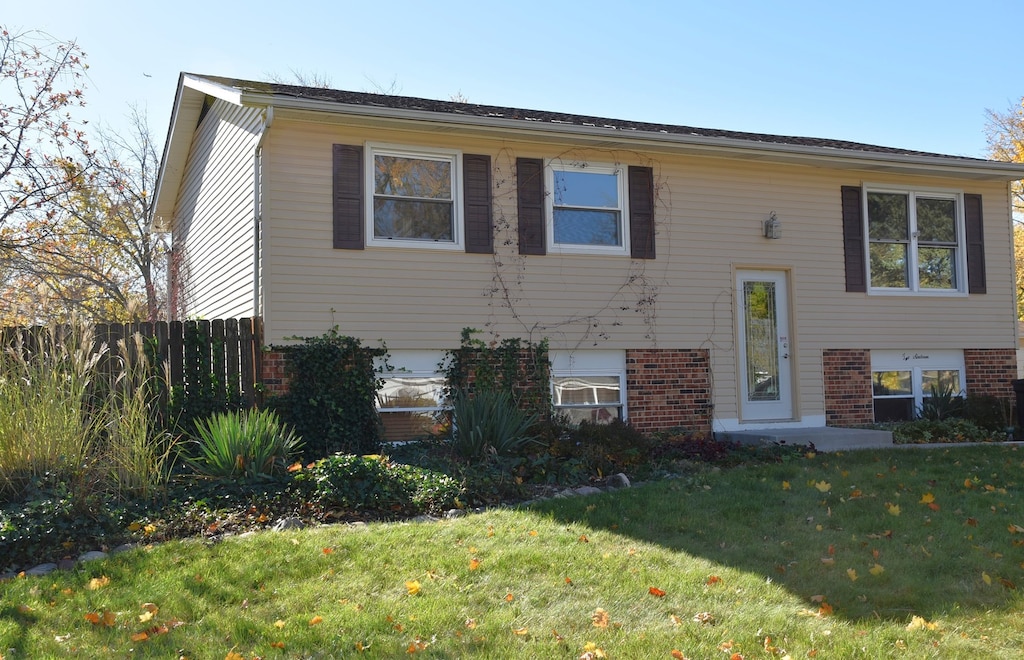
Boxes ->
[628,166,655,260]
[964,193,986,294]
[516,157,546,255]
[332,144,364,250]
[841,185,866,292]
[463,154,493,254]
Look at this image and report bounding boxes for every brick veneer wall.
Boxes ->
[261,349,289,397]
[822,348,874,426]
[625,349,712,433]
[964,348,1017,399]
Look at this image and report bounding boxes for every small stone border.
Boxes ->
[3,473,635,580]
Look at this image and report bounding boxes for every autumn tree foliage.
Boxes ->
[985,99,1024,317]
[0,27,92,249]
[0,27,166,325]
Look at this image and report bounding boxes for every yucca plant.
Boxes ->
[448,389,541,460]
[185,408,303,480]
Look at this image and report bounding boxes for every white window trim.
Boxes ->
[545,161,630,256]
[871,349,966,414]
[374,350,449,413]
[863,184,968,296]
[549,350,627,420]
[365,143,464,251]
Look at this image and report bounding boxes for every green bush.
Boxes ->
[549,419,652,476]
[887,418,999,444]
[448,390,541,460]
[962,395,1014,432]
[295,454,462,515]
[185,408,303,480]
[269,329,384,459]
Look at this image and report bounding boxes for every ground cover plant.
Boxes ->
[2,444,1023,658]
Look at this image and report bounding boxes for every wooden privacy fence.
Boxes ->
[1,317,265,409]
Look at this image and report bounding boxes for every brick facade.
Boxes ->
[625,349,712,433]
[822,348,874,426]
[964,348,1017,399]
[261,349,289,397]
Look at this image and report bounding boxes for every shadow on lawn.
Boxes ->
[531,444,1024,623]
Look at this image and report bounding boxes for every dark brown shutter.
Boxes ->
[841,185,866,292]
[332,144,364,250]
[628,166,655,259]
[516,157,546,255]
[463,154,493,254]
[964,193,986,294]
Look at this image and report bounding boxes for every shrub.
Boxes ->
[918,383,966,421]
[549,419,652,476]
[448,390,541,460]
[185,408,303,480]
[269,329,384,458]
[295,454,462,515]
[962,395,1014,432]
[887,418,998,444]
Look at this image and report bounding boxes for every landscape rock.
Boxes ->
[25,563,58,576]
[272,517,305,531]
[605,473,631,489]
[78,550,108,563]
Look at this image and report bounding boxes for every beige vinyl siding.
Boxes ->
[173,100,264,319]
[259,118,1016,423]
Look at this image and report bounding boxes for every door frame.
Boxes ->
[735,268,796,422]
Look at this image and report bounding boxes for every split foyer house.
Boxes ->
[151,73,1024,443]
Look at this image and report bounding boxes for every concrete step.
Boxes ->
[716,427,893,452]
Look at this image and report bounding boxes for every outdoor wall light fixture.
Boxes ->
[763,211,781,239]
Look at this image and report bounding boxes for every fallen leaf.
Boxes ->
[671,651,689,659]
[465,618,477,629]
[818,601,834,616]
[270,641,285,649]
[847,568,858,581]
[648,586,666,597]
[274,619,286,629]
[138,610,154,623]
[919,493,935,504]
[815,480,831,493]
[966,517,978,527]
[578,534,589,543]
[820,557,835,566]
[591,608,610,628]
[885,503,901,516]
[782,481,791,490]
[87,576,110,590]
[322,547,333,555]
[405,580,421,596]
[869,563,885,576]
[469,558,481,571]
[505,593,514,602]
[130,631,149,642]
[906,615,938,631]
[512,627,529,635]
[706,575,722,585]
[309,615,323,626]
[983,572,992,585]
[1008,524,1024,534]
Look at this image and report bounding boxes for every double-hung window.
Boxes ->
[865,188,964,293]
[546,162,629,255]
[366,145,463,249]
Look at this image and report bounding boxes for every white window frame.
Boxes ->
[375,351,449,441]
[863,185,967,295]
[365,143,464,251]
[545,161,630,256]
[870,349,966,419]
[550,350,627,423]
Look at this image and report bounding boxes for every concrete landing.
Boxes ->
[716,427,893,452]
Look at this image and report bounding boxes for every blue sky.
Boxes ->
[7,0,1022,158]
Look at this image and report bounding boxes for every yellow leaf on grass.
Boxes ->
[226,652,245,660]
[405,580,421,596]
[907,615,938,631]
[847,568,858,581]
[869,563,885,576]
[130,631,149,642]
[469,558,481,571]
[782,481,791,491]
[983,572,992,585]
[512,627,528,635]
[274,619,286,629]
[885,503,901,516]
[1008,524,1024,534]
[309,615,323,626]
[591,608,610,628]
[919,493,935,504]
[138,610,154,623]
[815,480,831,493]
[87,576,110,590]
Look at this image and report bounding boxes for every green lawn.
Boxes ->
[3,445,1023,658]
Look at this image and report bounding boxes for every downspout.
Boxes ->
[253,106,273,318]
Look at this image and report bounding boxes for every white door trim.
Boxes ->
[736,269,794,422]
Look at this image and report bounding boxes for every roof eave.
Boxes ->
[235,91,1024,182]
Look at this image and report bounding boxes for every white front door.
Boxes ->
[737,270,793,421]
